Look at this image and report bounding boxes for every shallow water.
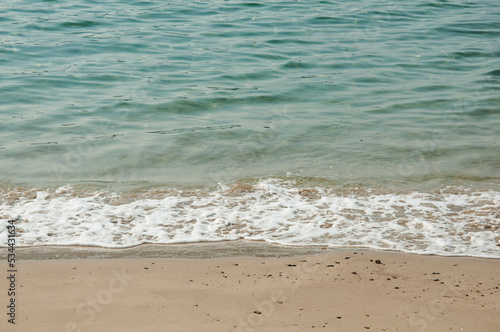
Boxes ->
[0,0,499,256]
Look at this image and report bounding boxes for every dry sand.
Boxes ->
[1,247,499,331]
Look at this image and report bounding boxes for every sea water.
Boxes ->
[1,0,499,257]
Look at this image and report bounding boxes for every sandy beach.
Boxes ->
[1,244,499,332]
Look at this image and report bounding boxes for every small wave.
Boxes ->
[147,124,241,135]
[59,21,100,28]
[281,61,312,69]
[485,69,500,77]
[1,179,498,258]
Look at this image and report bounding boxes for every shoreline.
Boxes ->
[3,179,499,258]
[1,245,498,331]
[3,241,500,261]
[5,241,337,260]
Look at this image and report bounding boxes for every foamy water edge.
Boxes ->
[1,179,499,258]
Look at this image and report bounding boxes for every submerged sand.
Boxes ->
[1,245,499,331]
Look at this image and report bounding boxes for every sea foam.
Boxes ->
[1,179,499,258]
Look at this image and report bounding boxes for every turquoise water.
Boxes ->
[1,0,499,188]
[0,1,499,255]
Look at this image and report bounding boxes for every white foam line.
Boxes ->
[0,179,499,258]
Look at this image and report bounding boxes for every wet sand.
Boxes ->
[1,246,499,331]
